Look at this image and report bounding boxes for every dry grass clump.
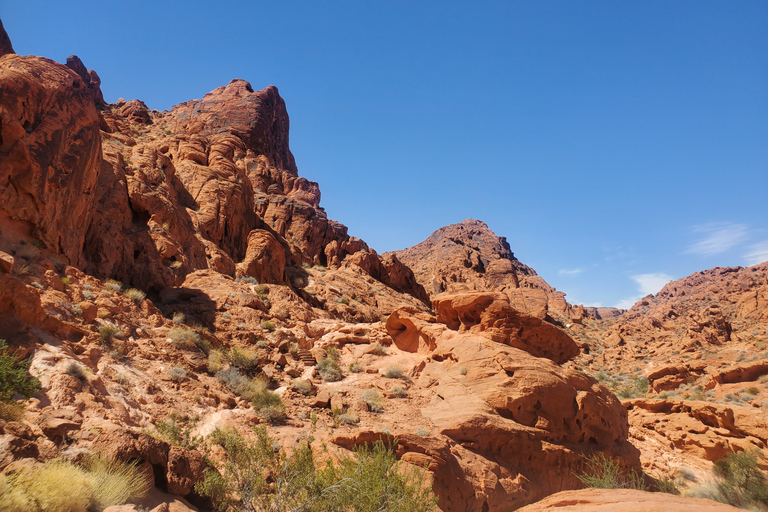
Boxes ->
[384,366,404,379]
[168,326,200,348]
[348,362,363,373]
[103,279,123,292]
[167,366,187,382]
[361,388,385,413]
[371,342,387,356]
[124,288,146,304]
[291,379,314,396]
[1,455,151,512]
[98,324,123,346]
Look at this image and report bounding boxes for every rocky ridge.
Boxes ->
[1,21,766,512]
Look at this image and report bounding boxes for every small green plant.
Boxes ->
[384,366,404,379]
[60,276,71,286]
[326,346,340,360]
[361,388,385,413]
[348,362,363,373]
[168,326,200,349]
[0,340,41,421]
[614,376,649,399]
[708,450,768,509]
[260,320,276,332]
[98,324,122,347]
[576,452,647,490]
[229,347,261,375]
[318,357,343,382]
[124,288,146,304]
[747,387,760,396]
[167,366,187,382]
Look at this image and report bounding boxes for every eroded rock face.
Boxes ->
[0,53,101,265]
[433,292,579,364]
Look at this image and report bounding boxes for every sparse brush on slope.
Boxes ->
[196,427,438,512]
[0,339,40,421]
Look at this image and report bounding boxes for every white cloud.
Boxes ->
[613,273,674,309]
[559,268,585,277]
[745,241,768,266]
[631,273,674,295]
[685,222,748,256]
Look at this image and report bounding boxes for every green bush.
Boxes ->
[384,366,404,379]
[98,324,123,347]
[148,413,202,450]
[710,450,768,509]
[291,379,314,396]
[576,452,647,491]
[0,340,40,420]
[195,427,437,512]
[349,362,363,373]
[318,357,343,382]
[260,320,276,332]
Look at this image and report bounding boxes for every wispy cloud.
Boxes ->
[745,241,768,266]
[632,273,674,295]
[559,268,585,277]
[614,273,674,309]
[685,222,748,256]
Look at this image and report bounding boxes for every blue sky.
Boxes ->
[3,1,767,308]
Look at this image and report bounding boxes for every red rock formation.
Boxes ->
[389,219,600,321]
[517,489,742,511]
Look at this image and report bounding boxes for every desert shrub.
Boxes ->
[236,276,258,284]
[172,311,185,324]
[392,386,408,398]
[291,379,314,396]
[256,339,269,349]
[168,326,200,349]
[260,320,276,332]
[229,347,261,375]
[349,362,363,373]
[614,376,649,399]
[372,342,387,356]
[258,405,287,425]
[66,362,87,381]
[318,357,343,382]
[216,368,258,400]
[576,452,647,491]
[339,413,360,425]
[289,342,300,356]
[709,450,768,509]
[417,428,430,437]
[84,454,153,509]
[747,387,760,396]
[459,365,468,376]
[4,455,151,512]
[30,281,44,290]
[104,279,123,292]
[98,324,122,346]
[208,349,226,373]
[326,346,340,360]
[82,289,95,300]
[124,288,146,304]
[149,413,202,450]
[195,427,437,512]
[361,389,385,413]
[167,366,188,382]
[384,366,404,379]
[0,340,40,421]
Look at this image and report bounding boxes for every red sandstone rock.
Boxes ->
[517,488,742,511]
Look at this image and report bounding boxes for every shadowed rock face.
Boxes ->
[0,20,14,57]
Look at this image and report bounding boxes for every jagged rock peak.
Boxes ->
[0,19,14,57]
[170,79,297,174]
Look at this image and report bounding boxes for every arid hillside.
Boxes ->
[1,20,766,512]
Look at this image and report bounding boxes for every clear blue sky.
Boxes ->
[4,1,767,308]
